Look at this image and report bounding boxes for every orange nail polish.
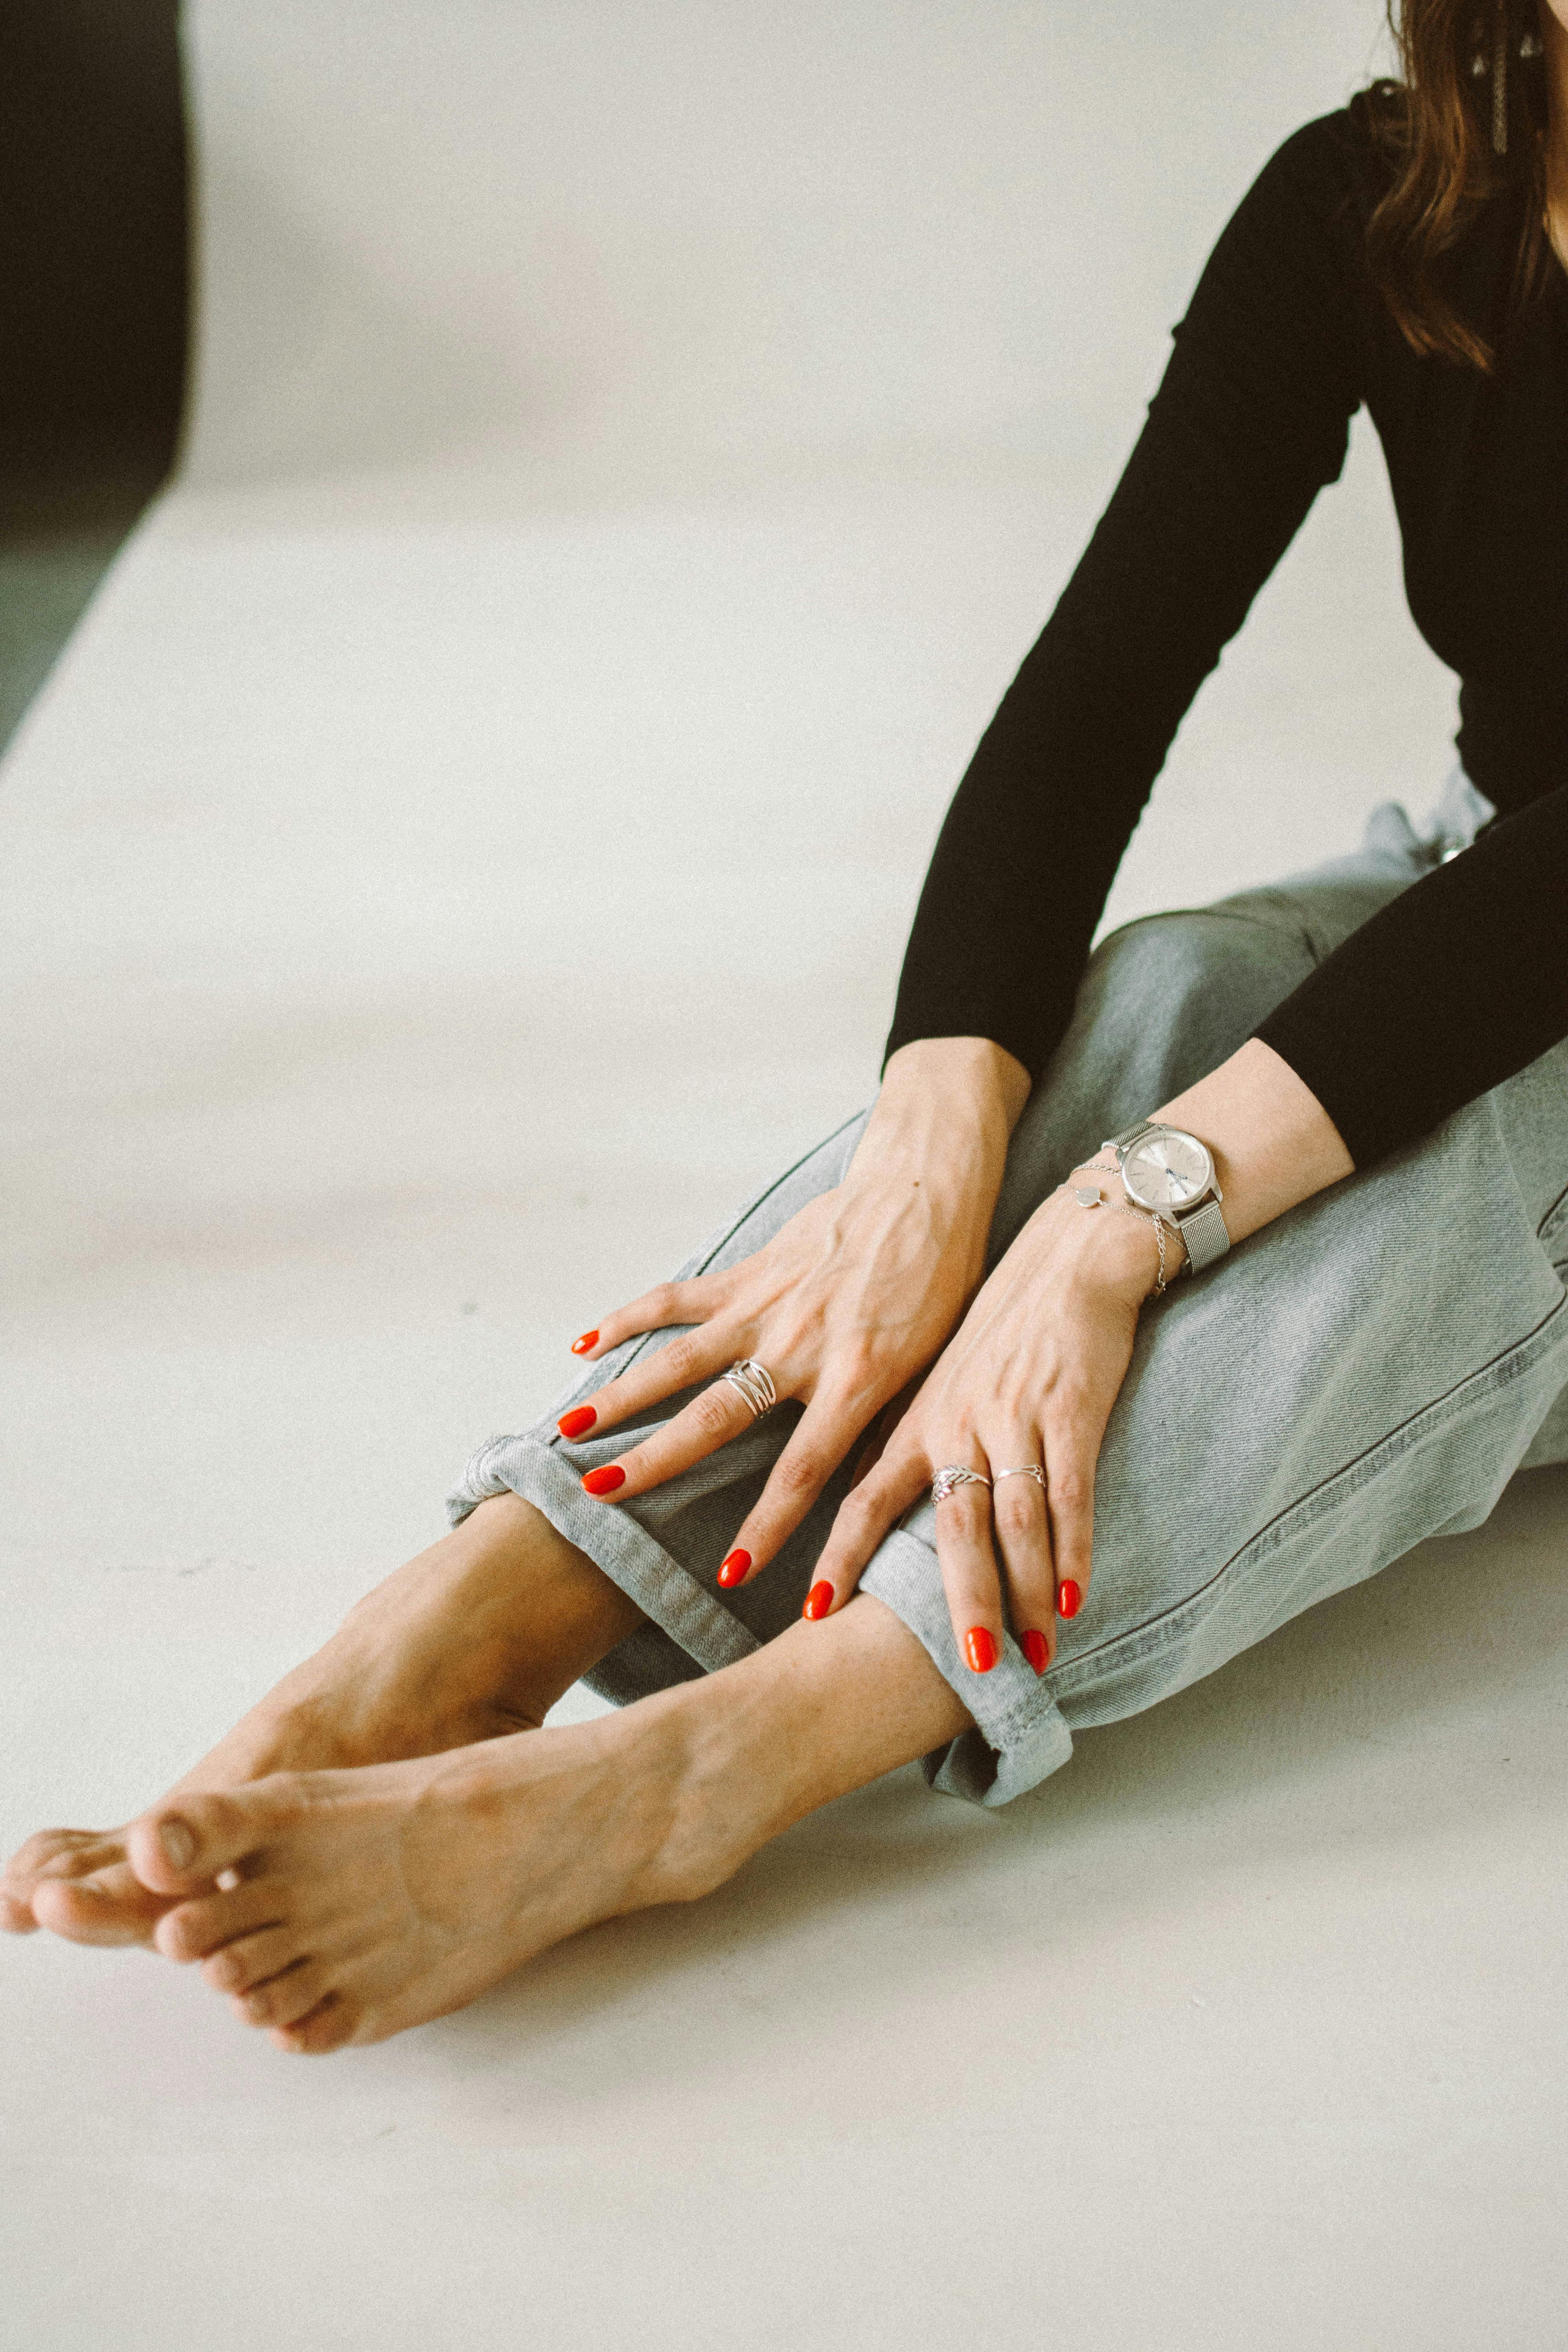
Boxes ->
[965,1626,998,1674]
[803,1581,834,1620]
[558,1406,597,1439]
[1057,1579,1083,1620]
[570,1329,599,1356]
[1021,1628,1049,1675]
[582,1464,625,1496]
[717,1549,751,1588]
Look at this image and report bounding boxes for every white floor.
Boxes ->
[4,6,1566,2346]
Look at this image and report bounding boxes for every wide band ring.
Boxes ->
[992,1465,1046,1488]
[931,1464,993,1508]
[722,1358,778,1422]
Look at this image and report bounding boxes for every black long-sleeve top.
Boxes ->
[884,103,1568,1169]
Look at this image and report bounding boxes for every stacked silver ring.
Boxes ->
[722,1358,778,1421]
[931,1464,992,1507]
[992,1465,1046,1488]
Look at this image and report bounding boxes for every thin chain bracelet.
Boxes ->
[1058,1154,1173,1298]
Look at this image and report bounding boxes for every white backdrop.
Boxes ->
[4,7,1564,2348]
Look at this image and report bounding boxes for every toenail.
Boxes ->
[160,1821,197,1869]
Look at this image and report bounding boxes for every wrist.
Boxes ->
[878,1036,1031,1133]
[1063,1158,1189,1296]
[1150,1040,1352,1245]
[848,1038,1026,1223]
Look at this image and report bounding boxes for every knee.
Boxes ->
[1088,908,1310,1065]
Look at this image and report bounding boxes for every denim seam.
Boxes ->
[1045,1283,1568,1698]
[1538,1177,1568,1253]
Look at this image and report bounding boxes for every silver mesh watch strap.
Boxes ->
[1104,1118,1157,1156]
[1173,1195,1230,1274]
[1103,1119,1232,1276]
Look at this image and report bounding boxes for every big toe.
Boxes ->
[31,1862,176,1947]
[127,1782,292,1896]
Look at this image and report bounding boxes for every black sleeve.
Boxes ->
[1255,784,1568,1166]
[884,116,1363,1079]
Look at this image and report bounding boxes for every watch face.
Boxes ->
[1122,1127,1213,1214]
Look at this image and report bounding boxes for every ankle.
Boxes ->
[617,1673,789,1907]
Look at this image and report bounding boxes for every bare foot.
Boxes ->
[122,1595,976,2056]
[2,1499,643,1948]
[123,1698,713,2052]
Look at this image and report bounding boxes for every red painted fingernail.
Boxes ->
[581,1464,626,1496]
[717,1549,751,1588]
[570,1330,599,1356]
[557,1406,597,1439]
[803,1581,834,1621]
[1057,1579,1083,1620]
[1021,1629,1049,1675]
[964,1626,998,1674]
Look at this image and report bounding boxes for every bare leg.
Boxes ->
[120,1592,970,2052]
[2,1497,643,1945]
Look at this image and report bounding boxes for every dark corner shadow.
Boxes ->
[448,1463,1568,2060]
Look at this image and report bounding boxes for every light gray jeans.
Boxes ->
[450,771,1568,1805]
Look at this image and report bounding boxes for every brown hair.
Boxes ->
[1361,0,1553,369]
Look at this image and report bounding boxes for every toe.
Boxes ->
[154,1878,286,1964]
[274,1994,360,2056]
[127,1781,296,1897]
[31,1865,174,1948]
[235,1960,330,2030]
[5,1831,174,1945]
[4,1827,116,1905]
[0,1888,40,1935]
[200,1923,303,1996]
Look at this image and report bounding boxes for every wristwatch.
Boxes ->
[1102,1119,1231,1274]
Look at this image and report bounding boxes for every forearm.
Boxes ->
[1089,1036,1352,1279]
[1152,1037,1352,1243]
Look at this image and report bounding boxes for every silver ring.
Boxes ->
[931,1464,993,1508]
[992,1465,1046,1488]
[721,1359,778,1422]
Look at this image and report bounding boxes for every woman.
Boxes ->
[6,0,1568,2054]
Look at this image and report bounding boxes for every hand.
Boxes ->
[802,1167,1167,1675]
[802,1034,1356,1674]
[559,1038,1031,1582]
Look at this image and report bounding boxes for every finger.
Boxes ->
[847,1432,882,1489]
[720,1390,873,1583]
[576,1368,760,1504]
[987,1447,1056,1674]
[557,1317,742,1443]
[564,1275,726,1365]
[930,1466,1007,1677]
[806,1442,931,1613]
[846,1374,924,1490]
[1042,1400,1104,1626]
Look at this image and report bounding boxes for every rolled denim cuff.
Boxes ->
[860,1507,1075,1808]
[448,1430,759,1676]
